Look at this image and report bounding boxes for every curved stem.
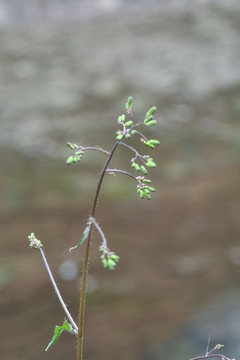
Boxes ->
[119,141,140,156]
[76,141,120,360]
[118,141,147,165]
[89,217,108,248]
[133,129,149,142]
[106,168,138,182]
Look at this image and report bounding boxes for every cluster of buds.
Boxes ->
[116,114,136,141]
[131,156,156,175]
[99,245,120,270]
[143,139,160,149]
[143,106,157,126]
[28,232,43,250]
[136,177,156,200]
[66,142,84,165]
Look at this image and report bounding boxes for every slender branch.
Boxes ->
[39,247,78,333]
[132,129,149,141]
[118,141,149,167]
[119,141,142,157]
[76,140,120,360]
[89,217,107,248]
[106,168,138,182]
[189,355,231,360]
[74,145,110,155]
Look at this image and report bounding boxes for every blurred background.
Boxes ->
[1,1,240,359]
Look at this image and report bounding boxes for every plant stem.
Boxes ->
[106,168,138,182]
[39,247,78,333]
[189,355,230,360]
[89,217,108,248]
[76,141,120,360]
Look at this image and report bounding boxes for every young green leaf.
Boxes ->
[131,162,140,171]
[66,155,75,165]
[125,120,133,127]
[148,187,156,192]
[142,178,151,184]
[143,192,151,200]
[144,115,153,124]
[107,258,117,270]
[145,120,157,126]
[146,106,157,117]
[215,344,224,350]
[118,114,125,123]
[102,258,108,268]
[109,254,120,262]
[149,139,160,146]
[126,96,133,111]
[45,320,73,351]
[69,225,90,252]
[116,131,123,140]
[143,141,155,149]
[140,165,148,175]
[146,160,156,168]
[66,142,75,150]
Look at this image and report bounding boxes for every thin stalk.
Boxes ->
[78,146,110,155]
[76,140,120,360]
[89,217,108,248]
[189,355,230,360]
[39,247,78,333]
[106,168,138,182]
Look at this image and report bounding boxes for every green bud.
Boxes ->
[145,120,157,126]
[146,106,157,117]
[107,259,116,270]
[66,156,74,165]
[116,133,123,140]
[125,120,133,127]
[139,189,144,199]
[66,142,75,150]
[28,233,43,250]
[126,96,133,111]
[140,165,148,175]
[131,130,136,135]
[144,192,151,200]
[146,160,156,168]
[142,179,151,184]
[144,115,153,124]
[109,254,120,262]
[102,258,108,268]
[148,187,156,192]
[125,133,131,139]
[131,162,140,171]
[143,141,155,149]
[101,248,108,255]
[149,139,160,146]
[118,114,125,123]
[75,151,84,156]
[215,344,224,350]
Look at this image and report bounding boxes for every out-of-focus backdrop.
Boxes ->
[1,1,240,359]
